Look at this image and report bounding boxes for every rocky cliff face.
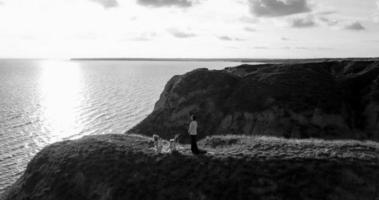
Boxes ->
[128,60,379,141]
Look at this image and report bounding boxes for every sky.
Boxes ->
[0,0,378,58]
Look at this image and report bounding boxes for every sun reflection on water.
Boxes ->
[38,60,84,142]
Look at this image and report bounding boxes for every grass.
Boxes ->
[197,135,379,162]
[200,134,379,148]
[3,134,379,200]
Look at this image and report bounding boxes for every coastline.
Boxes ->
[70,57,379,64]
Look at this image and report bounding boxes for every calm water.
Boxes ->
[0,59,248,193]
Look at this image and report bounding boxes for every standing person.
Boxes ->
[188,115,199,154]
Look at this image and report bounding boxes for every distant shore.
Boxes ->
[1,57,378,64]
[70,57,379,64]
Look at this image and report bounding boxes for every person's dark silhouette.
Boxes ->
[188,115,199,154]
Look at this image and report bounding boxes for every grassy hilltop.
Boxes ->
[2,134,378,200]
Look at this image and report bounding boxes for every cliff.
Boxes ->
[2,134,379,200]
[128,60,379,141]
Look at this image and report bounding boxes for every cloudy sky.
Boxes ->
[0,0,378,58]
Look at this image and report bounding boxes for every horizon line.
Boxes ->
[0,57,378,61]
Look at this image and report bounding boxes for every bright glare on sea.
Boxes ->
[0,59,249,193]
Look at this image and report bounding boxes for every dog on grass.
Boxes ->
[153,134,162,153]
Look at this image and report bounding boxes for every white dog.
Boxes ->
[153,134,162,153]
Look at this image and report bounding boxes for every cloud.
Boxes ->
[374,1,379,22]
[218,36,244,41]
[315,11,337,16]
[295,46,333,50]
[279,46,333,50]
[137,0,194,8]
[90,0,118,8]
[290,16,316,28]
[219,36,233,41]
[168,29,196,38]
[244,27,257,32]
[240,16,260,24]
[319,17,339,26]
[132,32,157,41]
[252,46,269,49]
[344,21,365,31]
[248,0,311,17]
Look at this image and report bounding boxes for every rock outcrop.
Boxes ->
[128,60,379,141]
[2,134,379,200]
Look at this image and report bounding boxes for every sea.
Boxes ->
[0,59,251,193]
